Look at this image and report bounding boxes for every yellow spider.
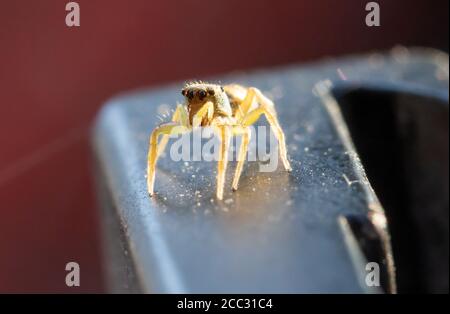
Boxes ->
[147,82,292,200]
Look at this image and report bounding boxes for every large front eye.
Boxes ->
[187,90,194,99]
[198,90,206,100]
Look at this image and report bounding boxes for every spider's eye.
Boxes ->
[181,89,186,96]
[220,86,225,92]
[198,90,206,100]
[187,90,194,99]
[207,89,215,96]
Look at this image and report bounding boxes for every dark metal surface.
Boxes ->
[93,48,448,293]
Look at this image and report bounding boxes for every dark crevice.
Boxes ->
[334,87,449,293]
[343,213,393,293]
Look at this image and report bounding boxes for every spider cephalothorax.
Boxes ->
[147,82,292,200]
[181,82,232,126]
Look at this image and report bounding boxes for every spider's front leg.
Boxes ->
[147,122,189,196]
[157,101,213,158]
[216,125,231,200]
[148,101,214,197]
[157,104,189,157]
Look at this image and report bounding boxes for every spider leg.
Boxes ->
[216,125,231,200]
[231,126,251,191]
[241,88,292,172]
[223,84,256,120]
[147,122,190,196]
[157,104,189,157]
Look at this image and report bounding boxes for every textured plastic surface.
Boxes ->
[93,48,448,293]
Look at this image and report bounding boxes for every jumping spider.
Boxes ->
[147,82,292,200]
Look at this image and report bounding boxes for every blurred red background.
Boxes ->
[0,0,448,292]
